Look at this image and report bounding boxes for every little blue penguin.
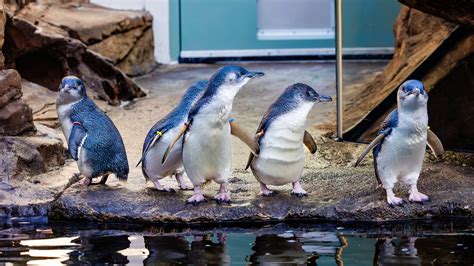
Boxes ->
[245,83,332,196]
[355,80,444,206]
[56,76,129,186]
[162,65,264,204]
[137,80,207,192]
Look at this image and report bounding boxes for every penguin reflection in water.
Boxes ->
[163,66,263,204]
[56,76,129,186]
[355,80,444,206]
[246,83,332,196]
[137,80,207,192]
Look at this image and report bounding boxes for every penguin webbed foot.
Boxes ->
[82,177,92,187]
[291,181,308,197]
[150,179,176,193]
[179,185,194,191]
[259,183,277,197]
[291,192,308,197]
[89,175,109,186]
[409,198,431,205]
[409,191,430,204]
[213,192,232,204]
[261,190,278,197]
[186,194,207,205]
[387,197,405,207]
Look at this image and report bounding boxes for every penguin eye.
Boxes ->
[229,73,239,81]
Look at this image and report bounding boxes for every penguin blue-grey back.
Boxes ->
[139,80,208,192]
[141,80,208,154]
[56,76,129,186]
[354,79,444,206]
[247,83,332,196]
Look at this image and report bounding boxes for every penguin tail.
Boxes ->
[115,167,128,181]
[116,174,128,181]
[141,165,150,181]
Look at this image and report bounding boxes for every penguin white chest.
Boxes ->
[182,111,232,185]
[377,113,428,179]
[57,101,79,142]
[252,105,311,186]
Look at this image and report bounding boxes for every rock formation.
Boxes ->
[0,0,64,186]
[0,69,34,135]
[15,2,155,77]
[0,1,33,136]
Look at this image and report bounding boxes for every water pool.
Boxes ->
[0,218,472,265]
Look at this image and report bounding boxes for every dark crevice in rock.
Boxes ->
[15,48,65,91]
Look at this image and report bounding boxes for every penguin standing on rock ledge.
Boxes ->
[163,65,263,204]
[354,80,444,206]
[137,80,208,192]
[246,83,332,196]
[56,76,129,186]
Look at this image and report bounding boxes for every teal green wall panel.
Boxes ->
[170,0,401,60]
[180,0,333,51]
[342,1,400,47]
[169,0,181,61]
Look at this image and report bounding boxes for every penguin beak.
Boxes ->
[60,85,70,92]
[245,72,264,79]
[317,94,332,102]
[409,88,420,97]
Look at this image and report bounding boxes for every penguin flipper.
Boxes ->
[245,153,254,170]
[303,130,317,154]
[230,121,260,156]
[162,123,188,164]
[427,129,444,157]
[68,122,87,161]
[354,134,385,167]
[136,131,164,167]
